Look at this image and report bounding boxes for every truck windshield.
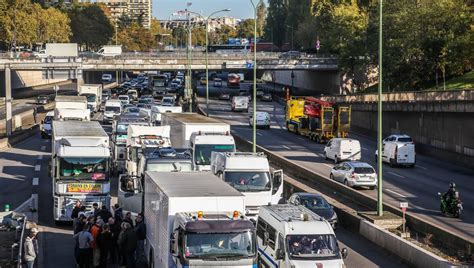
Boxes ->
[146,162,193,172]
[105,106,120,113]
[287,234,341,260]
[224,172,271,192]
[153,80,166,87]
[116,124,129,134]
[185,231,256,259]
[59,157,108,180]
[81,94,96,102]
[194,144,235,165]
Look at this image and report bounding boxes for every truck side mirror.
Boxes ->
[272,170,283,195]
[275,248,285,260]
[341,248,348,259]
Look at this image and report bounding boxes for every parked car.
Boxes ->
[36,95,49,105]
[218,92,231,100]
[324,138,361,163]
[213,78,223,87]
[330,161,377,190]
[288,192,338,229]
[261,93,272,102]
[249,111,270,129]
[200,76,207,85]
[102,74,113,82]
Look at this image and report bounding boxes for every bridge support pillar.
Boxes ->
[4,67,12,136]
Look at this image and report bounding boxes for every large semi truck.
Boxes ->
[148,74,168,97]
[144,172,257,268]
[286,96,351,143]
[51,121,111,224]
[211,152,283,218]
[161,113,235,171]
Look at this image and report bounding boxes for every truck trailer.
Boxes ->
[144,171,257,268]
[161,113,235,171]
[51,121,111,224]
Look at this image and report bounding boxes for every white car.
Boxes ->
[102,74,113,82]
[376,134,415,167]
[330,161,377,190]
[118,95,130,105]
[213,78,223,87]
[249,111,270,129]
[161,96,175,107]
[324,138,361,163]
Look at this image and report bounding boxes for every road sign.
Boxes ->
[246,62,253,69]
[400,202,408,208]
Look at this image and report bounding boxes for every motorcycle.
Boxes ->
[438,192,463,218]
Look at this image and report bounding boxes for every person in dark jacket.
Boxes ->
[96,205,112,222]
[71,200,82,220]
[123,212,134,228]
[97,224,114,268]
[118,222,138,268]
[92,203,100,218]
[108,217,121,263]
[135,214,146,263]
[113,204,123,223]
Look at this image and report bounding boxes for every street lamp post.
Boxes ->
[377,0,384,216]
[115,23,119,84]
[250,0,263,153]
[205,9,231,110]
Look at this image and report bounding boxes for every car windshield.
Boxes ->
[146,162,193,172]
[125,107,140,113]
[398,137,413,142]
[299,195,331,209]
[59,157,108,179]
[354,167,375,174]
[185,231,256,259]
[119,96,128,101]
[287,234,340,260]
[224,171,271,192]
[105,106,120,113]
[194,144,235,165]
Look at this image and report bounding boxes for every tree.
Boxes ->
[236,19,256,38]
[118,23,156,51]
[69,4,113,50]
[256,2,267,37]
[265,0,287,47]
[36,6,71,43]
[211,25,237,44]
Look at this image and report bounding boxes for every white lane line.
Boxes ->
[282,145,291,150]
[388,171,405,178]
[416,165,427,170]
[362,147,368,151]
[37,155,43,160]
[322,163,333,169]
[40,145,46,151]
[385,189,407,198]
[32,177,39,186]
[34,165,41,172]
[257,132,263,136]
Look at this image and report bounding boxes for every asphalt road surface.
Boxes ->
[196,86,474,242]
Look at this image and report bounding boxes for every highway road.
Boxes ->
[196,85,474,242]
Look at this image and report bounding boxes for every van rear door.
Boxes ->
[397,143,415,165]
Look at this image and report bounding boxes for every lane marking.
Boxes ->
[416,165,427,170]
[40,145,46,151]
[32,177,39,186]
[257,132,263,136]
[322,163,333,169]
[37,155,43,160]
[282,145,291,150]
[388,171,405,178]
[34,165,41,171]
[385,189,407,198]
[362,147,368,151]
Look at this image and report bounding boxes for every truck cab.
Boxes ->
[190,132,235,171]
[79,84,103,114]
[232,96,249,112]
[211,152,284,219]
[118,148,192,215]
[103,99,122,123]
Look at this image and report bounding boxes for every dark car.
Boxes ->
[261,93,272,102]
[288,192,338,229]
[218,92,231,100]
[36,95,49,105]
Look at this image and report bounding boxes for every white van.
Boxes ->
[376,134,416,167]
[232,96,249,112]
[103,99,122,123]
[41,111,55,139]
[324,138,361,163]
[257,204,347,268]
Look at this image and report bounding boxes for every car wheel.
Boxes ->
[330,173,334,180]
[334,156,339,164]
[344,179,349,187]
[369,186,376,190]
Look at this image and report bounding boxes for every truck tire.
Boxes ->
[294,124,299,135]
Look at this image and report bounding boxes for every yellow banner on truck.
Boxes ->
[67,183,102,193]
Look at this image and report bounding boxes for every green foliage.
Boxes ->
[118,23,156,52]
[264,0,287,47]
[236,19,256,38]
[68,4,113,50]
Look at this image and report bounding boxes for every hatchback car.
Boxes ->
[330,161,377,190]
[249,111,270,129]
[213,78,223,87]
[218,92,231,100]
[288,192,338,228]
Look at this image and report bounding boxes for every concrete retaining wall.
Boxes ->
[262,70,340,95]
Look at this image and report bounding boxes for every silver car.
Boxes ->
[330,161,377,190]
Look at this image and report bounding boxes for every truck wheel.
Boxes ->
[294,125,299,135]
[316,135,321,143]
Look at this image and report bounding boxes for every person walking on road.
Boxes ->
[92,203,100,218]
[135,213,146,264]
[74,225,94,268]
[108,218,120,264]
[97,224,114,268]
[118,222,138,268]
[90,219,104,267]
[24,228,39,268]
[113,204,123,223]
[71,201,82,221]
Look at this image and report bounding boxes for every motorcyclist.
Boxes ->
[442,182,458,203]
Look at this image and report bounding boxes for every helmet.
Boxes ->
[449,182,456,189]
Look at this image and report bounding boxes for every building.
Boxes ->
[97,0,151,29]
[161,16,238,32]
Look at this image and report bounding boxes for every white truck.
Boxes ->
[211,152,284,218]
[125,125,172,177]
[51,121,111,224]
[79,84,103,114]
[150,105,182,125]
[35,43,78,58]
[161,113,236,171]
[144,172,257,268]
[97,45,122,57]
[103,99,122,123]
[232,96,250,112]
[54,95,90,121]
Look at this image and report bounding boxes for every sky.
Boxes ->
[154,0,268,20]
